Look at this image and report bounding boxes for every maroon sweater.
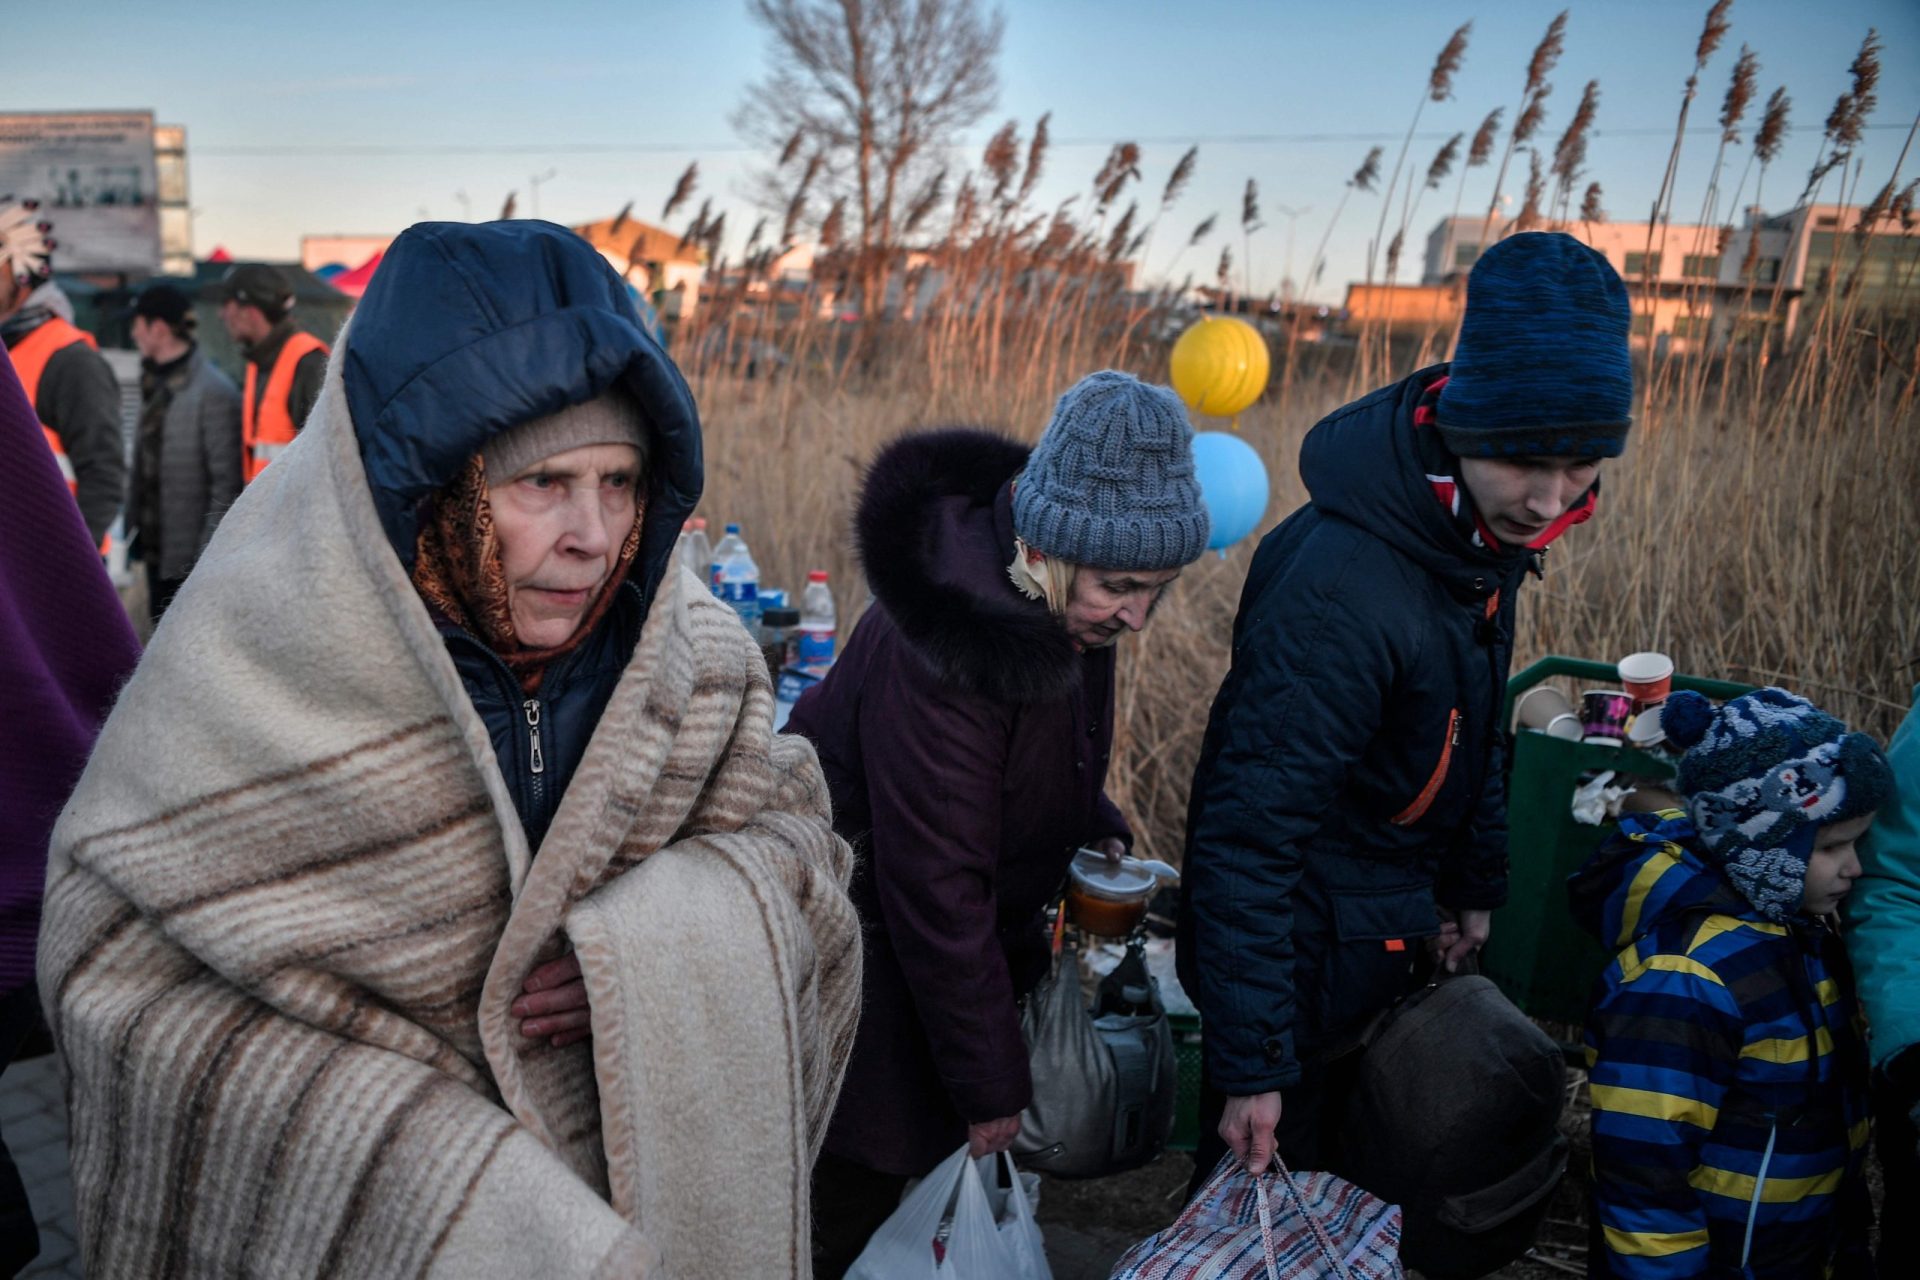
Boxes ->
[0,354,141,998]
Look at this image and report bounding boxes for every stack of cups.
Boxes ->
[1618,652,1675,754]
[1516,686,1584,742]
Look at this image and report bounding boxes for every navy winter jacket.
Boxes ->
[342,220,703,844]
[1179,366,1536,1096]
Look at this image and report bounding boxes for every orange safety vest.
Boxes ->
[6,315,111,552]
[242,330,329,482]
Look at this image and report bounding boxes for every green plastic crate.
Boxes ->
[1168,1012,1204,1151]
[1479,657,1751,1027]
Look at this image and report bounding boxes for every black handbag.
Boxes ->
[1328,970,1568,1280]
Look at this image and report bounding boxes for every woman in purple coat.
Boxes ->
[788,370,1210,1274]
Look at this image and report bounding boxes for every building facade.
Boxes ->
[1374,204,1916,351]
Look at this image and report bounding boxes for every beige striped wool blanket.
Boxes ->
[38,350,862,1278]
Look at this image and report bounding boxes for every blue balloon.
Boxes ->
[1191,431,1270,551]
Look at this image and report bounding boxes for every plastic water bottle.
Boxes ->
[716,527,762,630]
[709,523,745,595]
[681,517,712,586]
[797,570,836,667]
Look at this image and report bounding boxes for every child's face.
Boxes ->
[1800,813,1873,915]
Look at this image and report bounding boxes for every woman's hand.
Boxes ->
[1091,836,1127,867]
[1220,1092,1283,1173]
[512,953,592,1047]
[967,1115,1022,1157]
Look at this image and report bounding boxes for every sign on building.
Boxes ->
[0,111,161,273]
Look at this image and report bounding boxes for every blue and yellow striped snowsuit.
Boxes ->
[1569,810,1872,1279]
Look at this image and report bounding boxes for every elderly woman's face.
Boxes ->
[1063,566,1181,649]
[489,443,642,648]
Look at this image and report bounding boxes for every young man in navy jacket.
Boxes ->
[1179,232,1633,1182]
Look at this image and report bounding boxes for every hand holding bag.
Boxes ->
[846,1145,1051,1280]
[1107,1153,1403,1280]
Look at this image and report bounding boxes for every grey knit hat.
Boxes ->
[1012,370,1210,570]
[482,385,650,480]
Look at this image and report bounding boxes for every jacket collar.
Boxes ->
[857,428,1084,704]
[1302,366,1533,603]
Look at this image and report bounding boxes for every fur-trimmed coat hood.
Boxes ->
[785,426,1132,1175]
[854,427,1082,705]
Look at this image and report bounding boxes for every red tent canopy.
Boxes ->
[328,250,384,298]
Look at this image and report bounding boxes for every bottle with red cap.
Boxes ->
[797,570,836,667]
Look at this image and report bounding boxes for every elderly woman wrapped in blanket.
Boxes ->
[39,220,862,1279]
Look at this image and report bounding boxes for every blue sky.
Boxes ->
[18,0,1919,301]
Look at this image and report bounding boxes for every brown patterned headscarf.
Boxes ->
[412,454,644,693]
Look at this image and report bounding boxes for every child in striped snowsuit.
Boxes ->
[1570,688,1892,1279]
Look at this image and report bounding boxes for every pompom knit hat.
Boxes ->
[1012,370,1210,571]
[1436,231,1633,460]
[1664,687,1894,921]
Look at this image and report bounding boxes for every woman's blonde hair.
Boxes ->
[1007,538,1078,617]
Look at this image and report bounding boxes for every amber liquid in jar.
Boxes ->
[1066,886,1149,938]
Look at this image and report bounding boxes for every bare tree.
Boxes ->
[734,0,1005,319]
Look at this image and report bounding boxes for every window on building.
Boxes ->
[1671,314,1710,338]
[1624,252,1662,278]
[1753,258,1782,283]
[1682,254,1720,279]
[1816,215,1839,228]
[1630,314,1654,336]
[1454,244,1480,269]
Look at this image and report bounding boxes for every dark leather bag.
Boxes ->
[1329,970,1568,1280]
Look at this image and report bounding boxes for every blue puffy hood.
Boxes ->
[343,220,702,607]
[1299,364,1518,600]
[1567,810,1757,950]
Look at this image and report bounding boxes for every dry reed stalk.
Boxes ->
[1366,21,1471,291]
[1637,0,1734,434]
[1455,10,1566,359]
[663,162,699,221]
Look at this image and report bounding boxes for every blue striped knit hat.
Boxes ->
[1012,370,1210,570]
[1664,687,1893,920]
[1437,232,1632,459]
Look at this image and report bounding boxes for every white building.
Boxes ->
[1409,205,1915,351]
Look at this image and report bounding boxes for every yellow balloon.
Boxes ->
[1169,316,1271,420]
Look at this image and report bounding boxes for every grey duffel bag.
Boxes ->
[1013,941,1176,1178]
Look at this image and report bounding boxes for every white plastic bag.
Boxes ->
[846,1146,1051,1280]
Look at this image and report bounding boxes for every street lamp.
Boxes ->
[529,169,557,220]
[1271,204,1312,304]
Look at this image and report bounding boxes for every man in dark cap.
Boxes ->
[129,282,242,619]
[1182,231,1634,1187]
[217,262,328,481]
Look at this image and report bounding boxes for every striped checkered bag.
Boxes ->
[1109,1154,1403,1280]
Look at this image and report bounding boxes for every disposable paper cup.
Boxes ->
[1617,651,1675,707]
[1581,690,1634,741]
[1516,685,1576,731]
[1627,707,1669,754]
[1544,713,1584,741]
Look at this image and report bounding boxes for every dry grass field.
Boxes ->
[688,334,1918,862]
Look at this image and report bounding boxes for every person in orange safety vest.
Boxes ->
[217,263,328,482]
[0,198,126,549]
